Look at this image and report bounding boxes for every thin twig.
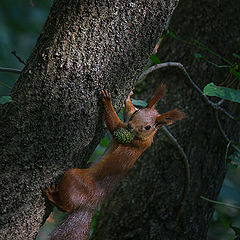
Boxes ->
[160,126,190,218]
[216,99,225,106]
[225,141,232,168]
[215,111,240,153]
[11,51,26,65]
[138,62,234,120]
[200,196,240,209]
[0,67,22,74]
[0,80,12,89]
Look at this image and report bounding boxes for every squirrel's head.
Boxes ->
[127,84,185,141]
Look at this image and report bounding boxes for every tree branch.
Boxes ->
[160,126,190,218]
[139,61,239,160]
[11,51,26,65]
[215,111,240,153]
[138,62,234,119]
[0,67,22,74]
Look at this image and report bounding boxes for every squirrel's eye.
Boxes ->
[145,125,151,130]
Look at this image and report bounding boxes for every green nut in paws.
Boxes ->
[113,128,134,144]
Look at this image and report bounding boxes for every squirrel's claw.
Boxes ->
[102,90,111,101]
[45,184,56,198]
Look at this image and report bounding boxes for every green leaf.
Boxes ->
[90,210,100,234]
[233,53,240,59]
[220,218,230,228]
[150,54,161,64]
[203,83,240,103]
[0,96,12,104]
[100,136,110,147]
[117,108,124,121]
[167,29,178,39]
[230,66,240,80]
[131,99,148,107]
[160,31,168,39]
[194,53,203,58]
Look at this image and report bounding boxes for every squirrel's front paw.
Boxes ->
[45,184,56,200]
[102,90,111,102]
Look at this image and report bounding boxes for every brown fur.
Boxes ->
[45,84,185,240]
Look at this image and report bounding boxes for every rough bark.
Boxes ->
[92,0,240,239]
[0,0,179,239]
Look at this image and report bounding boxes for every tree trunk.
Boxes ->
[92,0,240,239]
[0,0,178,239]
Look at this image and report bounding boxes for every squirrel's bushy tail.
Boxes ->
[51,208,95,240]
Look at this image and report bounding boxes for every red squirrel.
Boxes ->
[45,84,185,240]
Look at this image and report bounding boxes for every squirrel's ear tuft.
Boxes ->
[146,83,166,109]
[156,109,186,127]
